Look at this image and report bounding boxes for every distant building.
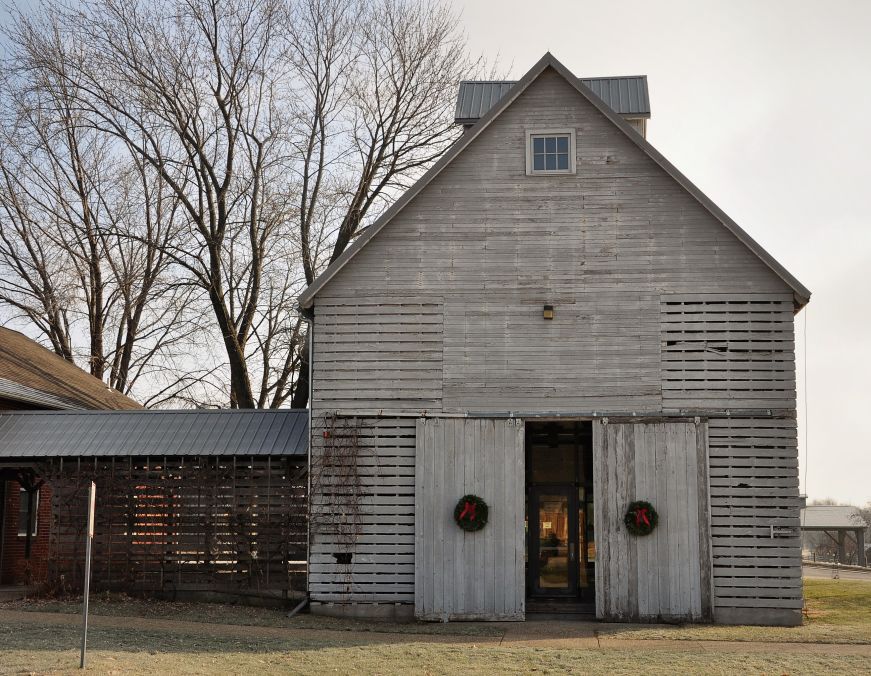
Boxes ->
[0,327,140,411]
[801,505,868,567]
[0,327,139,587]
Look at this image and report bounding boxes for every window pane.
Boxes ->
[545,154,556,170]
[533,154,544,171]
[557,153,568,170]
[18,488,37,536]
[556,136,568,153]
[545,137,556,153]
[533,137,544,154]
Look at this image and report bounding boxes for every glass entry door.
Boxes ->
[529,486,577,596]
[525,421,595,603]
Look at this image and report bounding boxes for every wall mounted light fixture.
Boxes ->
[543,305,554,320]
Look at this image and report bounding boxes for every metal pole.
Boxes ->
[80,481,95,669]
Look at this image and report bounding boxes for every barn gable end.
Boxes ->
[305,53,806,628]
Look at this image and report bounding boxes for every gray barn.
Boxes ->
[299,53,810,626]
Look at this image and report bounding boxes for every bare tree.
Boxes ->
[287,0,485,407]
[0,49,208,402]
[6,0,483,408]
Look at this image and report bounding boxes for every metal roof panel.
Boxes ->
[455,75,650,123]
[0,410,308,458]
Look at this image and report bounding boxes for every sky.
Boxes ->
[451,0,871,505]
[0,1,867,504]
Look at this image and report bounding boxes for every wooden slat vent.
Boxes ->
[708,418,802,617]
[661,295,796,411]
[309,417,416,603]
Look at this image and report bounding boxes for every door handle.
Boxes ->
[569,543,575,562]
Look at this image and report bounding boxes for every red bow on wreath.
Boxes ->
[634,507,651,528]
[458,500,477,521]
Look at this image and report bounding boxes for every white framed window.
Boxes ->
[526,129,576,175]
[18,487,39,537]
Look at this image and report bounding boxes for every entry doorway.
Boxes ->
[526,421,594,607]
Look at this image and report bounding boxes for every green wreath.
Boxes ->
[624,500,658,536]
[454,494,488,532]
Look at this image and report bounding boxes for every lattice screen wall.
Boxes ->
[42,456,306,598]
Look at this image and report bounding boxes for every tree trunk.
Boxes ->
[290,334,310,409]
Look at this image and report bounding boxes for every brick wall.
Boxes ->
[1,480,52,585]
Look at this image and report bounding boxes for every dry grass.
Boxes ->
[1,621,869,675]
[601,578,871,644]
[2,578,871,674]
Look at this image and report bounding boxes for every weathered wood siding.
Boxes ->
[414,418,525,620]
[708,418,802,625]
[309,417,416,605]
[594,420,713,622]
[312,67,792,416]
[661,294,796,411]
[308,65,803,624]
[314,299,443,410]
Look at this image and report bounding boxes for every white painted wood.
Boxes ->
[414,418,525,621]
[594,420,712,622]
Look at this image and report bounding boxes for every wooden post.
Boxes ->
[857,529,867,568]
[80,481,96,669]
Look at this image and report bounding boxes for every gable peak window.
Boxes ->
[526,129,576,175]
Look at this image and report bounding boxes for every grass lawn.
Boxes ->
[602,577,871,644]
[1,621,869,675]
[1,578,870,674]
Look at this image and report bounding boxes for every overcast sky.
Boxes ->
[451,0,871,504]
[0,1,867,504]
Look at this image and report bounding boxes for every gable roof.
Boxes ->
[299,52,811,309]
[0,409,307,457]
[0,327,141,410]
[455,76,650,124]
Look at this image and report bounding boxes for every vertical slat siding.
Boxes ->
[309,417,417,603]
[595,420,712,622]
[661,294,796,411]
[415,418,524,621]
[708,418,802,625]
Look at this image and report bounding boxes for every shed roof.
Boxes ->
[299,52,811,309]
[455,76,650,124]
[801,505,865,530]
[0,328,141,410]
[0,409,308,458]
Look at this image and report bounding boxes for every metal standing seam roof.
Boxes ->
[0,409,308,458]
[800,506,865,529]
[454,76,650,124]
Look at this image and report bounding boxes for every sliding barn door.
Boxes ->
[415,418,525,621]
[594,420,713,622]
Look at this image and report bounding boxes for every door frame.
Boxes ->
[528,484,579,598]
[524,420,595,604]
